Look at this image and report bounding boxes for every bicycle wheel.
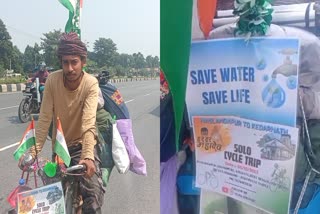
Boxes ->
[210,174,219,189]
[269,178,278,192]
[64,183,73,214]
[281,177,291,191]
[197,173,206,186]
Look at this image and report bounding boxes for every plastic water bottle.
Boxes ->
[7,178,32,209]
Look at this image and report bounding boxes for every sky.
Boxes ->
[0,0,159,57]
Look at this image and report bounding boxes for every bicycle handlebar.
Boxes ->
[66,164,87,173]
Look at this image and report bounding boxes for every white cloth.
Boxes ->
[97,88,104,110]
[112,124,130,174]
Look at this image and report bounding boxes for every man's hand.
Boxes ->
[79,159,96,178]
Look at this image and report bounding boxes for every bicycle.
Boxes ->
[269,174,290,192]
[197,168,219,189]
[8,153,87,214]
[38,163,87,214]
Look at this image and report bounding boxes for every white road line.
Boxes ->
[0,92,21,95]
[0,105,19,111]
[125,99,134,103]
[143,93,151,96]
[0,142,19,152]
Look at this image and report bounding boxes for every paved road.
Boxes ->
[0,80,160,214]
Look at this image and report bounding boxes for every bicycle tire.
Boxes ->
[210,174,219,189]
[65,184,75,214]
[197,173,207,186]
[269,178,278,192]
[282,177,290,191]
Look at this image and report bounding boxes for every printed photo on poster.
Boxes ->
[193,116,299,214]
[17,182,65,214]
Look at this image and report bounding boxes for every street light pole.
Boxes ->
[314,1,320,36]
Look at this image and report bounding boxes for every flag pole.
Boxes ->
[56,117,60,166]
[31,115,40,168]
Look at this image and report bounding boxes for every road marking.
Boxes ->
[0,105,19,111]
[0,92,21,95]
[125,99,134,103]
[143,93,151,96]
[0,142,19,152]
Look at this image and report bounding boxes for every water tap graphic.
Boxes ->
[271,48,298,78]
[262,48,298,108]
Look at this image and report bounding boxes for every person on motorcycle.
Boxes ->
[31,62,49,100]
[28,32,105,213]
[31,62,49,90]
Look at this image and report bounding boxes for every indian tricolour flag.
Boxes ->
[54,118,71,167]
[13,120,36,161]
[160,0,217,150]
[58,0,83,37]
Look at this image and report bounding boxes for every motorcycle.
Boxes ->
[18,78,42,123]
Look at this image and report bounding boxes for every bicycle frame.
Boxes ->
[62,164,86,214]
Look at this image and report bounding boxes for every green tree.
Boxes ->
[0,63,5,78]
[93,38,118,67]
[41,29,62,69]
[146,55,153,69]
[85,58,98,74]
[0,19,13,71]
[33,43,43,66]
[23,45,35,72]
[116,53,132,68]
[11,46,23,73]
[152,56,159,68]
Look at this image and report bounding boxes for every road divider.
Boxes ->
[0,77,158,93]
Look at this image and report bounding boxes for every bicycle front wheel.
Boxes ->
[210,174,219,189]
[269,178,278,192]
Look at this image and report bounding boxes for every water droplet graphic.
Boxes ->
[286,76,297,89]
[262,78,286,108]
[263,74,269,82]
[256,59,267,70]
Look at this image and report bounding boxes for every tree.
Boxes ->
[0,19,13,70]
[0,63,5,78]
[41,29,62,69]
[146,55,153,68]
[33,43,43,66]
[92,38,118,67]
[85,58,98,74]
[11,46,23,73]
[152,56,159,68]
[132,52,146,69]
[116,53,133,68]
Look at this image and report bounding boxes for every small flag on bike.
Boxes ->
[13,119,36,160]
[54,117,71,167]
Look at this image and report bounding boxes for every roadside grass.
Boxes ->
[0,77,26,84]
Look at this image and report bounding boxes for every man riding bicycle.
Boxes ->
[27,32,105,213]
[272,163,287,180]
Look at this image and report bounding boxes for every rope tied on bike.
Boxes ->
[293,90,320,214]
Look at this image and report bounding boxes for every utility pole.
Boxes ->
[314,1,320,36]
